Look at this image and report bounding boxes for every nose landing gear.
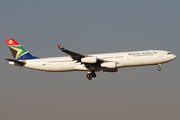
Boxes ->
[158,64,161,71]
[86,71,96,80]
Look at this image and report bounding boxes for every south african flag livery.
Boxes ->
[5,39,38,60]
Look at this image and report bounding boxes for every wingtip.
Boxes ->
[57,45,65,50]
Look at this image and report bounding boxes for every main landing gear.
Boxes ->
[86,71,96,80]
[158,63,161,71]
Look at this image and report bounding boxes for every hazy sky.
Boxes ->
[0,0,180,120]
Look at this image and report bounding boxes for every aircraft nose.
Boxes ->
[172,54,176,60]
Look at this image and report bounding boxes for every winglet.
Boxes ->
[57,45,66,50]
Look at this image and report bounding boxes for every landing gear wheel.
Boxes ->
[87,73,92,80]
[158,64,161,71]
[86,71,97,80]
[87,73,91,78]
[88,76,92,80]
[158,67,161,71]
[92,73,96,78]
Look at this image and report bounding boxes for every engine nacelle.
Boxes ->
[101,62,117,68]
[81,57,97,63]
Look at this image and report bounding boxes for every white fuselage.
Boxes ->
[12,50,176,72]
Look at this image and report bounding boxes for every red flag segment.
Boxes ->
[5,39,20,46]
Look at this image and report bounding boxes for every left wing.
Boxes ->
[57,45,85,60]
[57,45,104,63]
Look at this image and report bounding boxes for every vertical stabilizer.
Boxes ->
[5,39,39,60]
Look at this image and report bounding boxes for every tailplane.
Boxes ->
[5,39,39,60]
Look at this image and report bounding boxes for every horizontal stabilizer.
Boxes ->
[5,58,26,66]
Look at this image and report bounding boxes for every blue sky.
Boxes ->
[0,0,180,120]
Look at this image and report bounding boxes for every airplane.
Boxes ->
[5,38,176,80]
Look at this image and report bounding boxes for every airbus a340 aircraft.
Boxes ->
[5,39,176,80]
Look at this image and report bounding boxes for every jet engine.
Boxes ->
[101,62,117,68]
[81,57,97,63]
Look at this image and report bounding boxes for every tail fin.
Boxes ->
[5,39,39,60]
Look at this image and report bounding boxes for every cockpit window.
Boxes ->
[167,53,172,54]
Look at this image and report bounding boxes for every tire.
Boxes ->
[87,73,90,78]
[92,73,96,78]
[88,76,92,80]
